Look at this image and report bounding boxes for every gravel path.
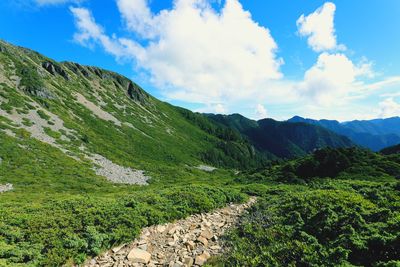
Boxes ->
[84,197,256,267]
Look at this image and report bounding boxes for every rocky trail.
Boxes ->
[84,197,257,267]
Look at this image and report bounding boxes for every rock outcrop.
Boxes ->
[63,62,90,77]
[127,82,149,104]
[84,197,256,267]
[42,61,69,80]
[0,183,13,193]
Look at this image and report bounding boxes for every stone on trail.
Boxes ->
[185,240,195,250]
[195,252,210,266]
[156,225,166,233]
[183,257,194,267]
[197,236,208,246]
[200,229,213,239]
[127,248,151,264]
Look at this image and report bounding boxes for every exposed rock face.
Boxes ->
[0,183,13,193]
[127,82,149,104]
[23,86,56,99]
[84,197,256,267]
[63,62,90,78]
[42,61,69,80]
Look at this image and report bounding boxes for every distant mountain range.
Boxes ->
[207,114,354,159]
[288,116,400,151]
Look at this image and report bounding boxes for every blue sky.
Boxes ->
[1,0,400,121]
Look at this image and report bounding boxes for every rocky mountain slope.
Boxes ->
[289,116,400,151]
[0,39,356,185]
[207,114,354,159]
[0,39,266,189]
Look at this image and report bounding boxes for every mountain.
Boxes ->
[0,40,269,265]
[206,114,354,159]
[0,39,270,183]
[289,116,400,151]
[0,39,356,181]
[380,143,400,155]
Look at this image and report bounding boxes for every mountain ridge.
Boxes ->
[206,113,354,159]
[288,115,400,151]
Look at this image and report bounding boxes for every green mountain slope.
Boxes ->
[0,40,258,265]
[207,114,354,159]
[0,39,266,183]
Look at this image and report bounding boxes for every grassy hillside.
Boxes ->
[0,40,257,266]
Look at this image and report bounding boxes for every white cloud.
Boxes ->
[71,0,283,106]
[195,103,228,114]
[214,103,227,114]
[70,7,138,59]
[299,53,373,105]
[36,0,82,6]
[70,1,399,121]
[254,104,268,119]
[377,98,400,118]
[363,76,400,92]
[297,2,344,52]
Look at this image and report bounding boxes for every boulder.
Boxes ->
[185,241,195,250]
[183,257,194,267]
[111,243,125,253]
[195,253,210,266]
[156,225,166,233]
[168,226,178,235]
[200,229,213,240]
[197,236,208,246]
[127,248,151,264]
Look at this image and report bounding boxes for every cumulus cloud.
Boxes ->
[377,98,400,118]
[297,2,344,52]
[71,0,283,105]
[70,0,399,121]
[299,53,373,105]
[254,104,268,119]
